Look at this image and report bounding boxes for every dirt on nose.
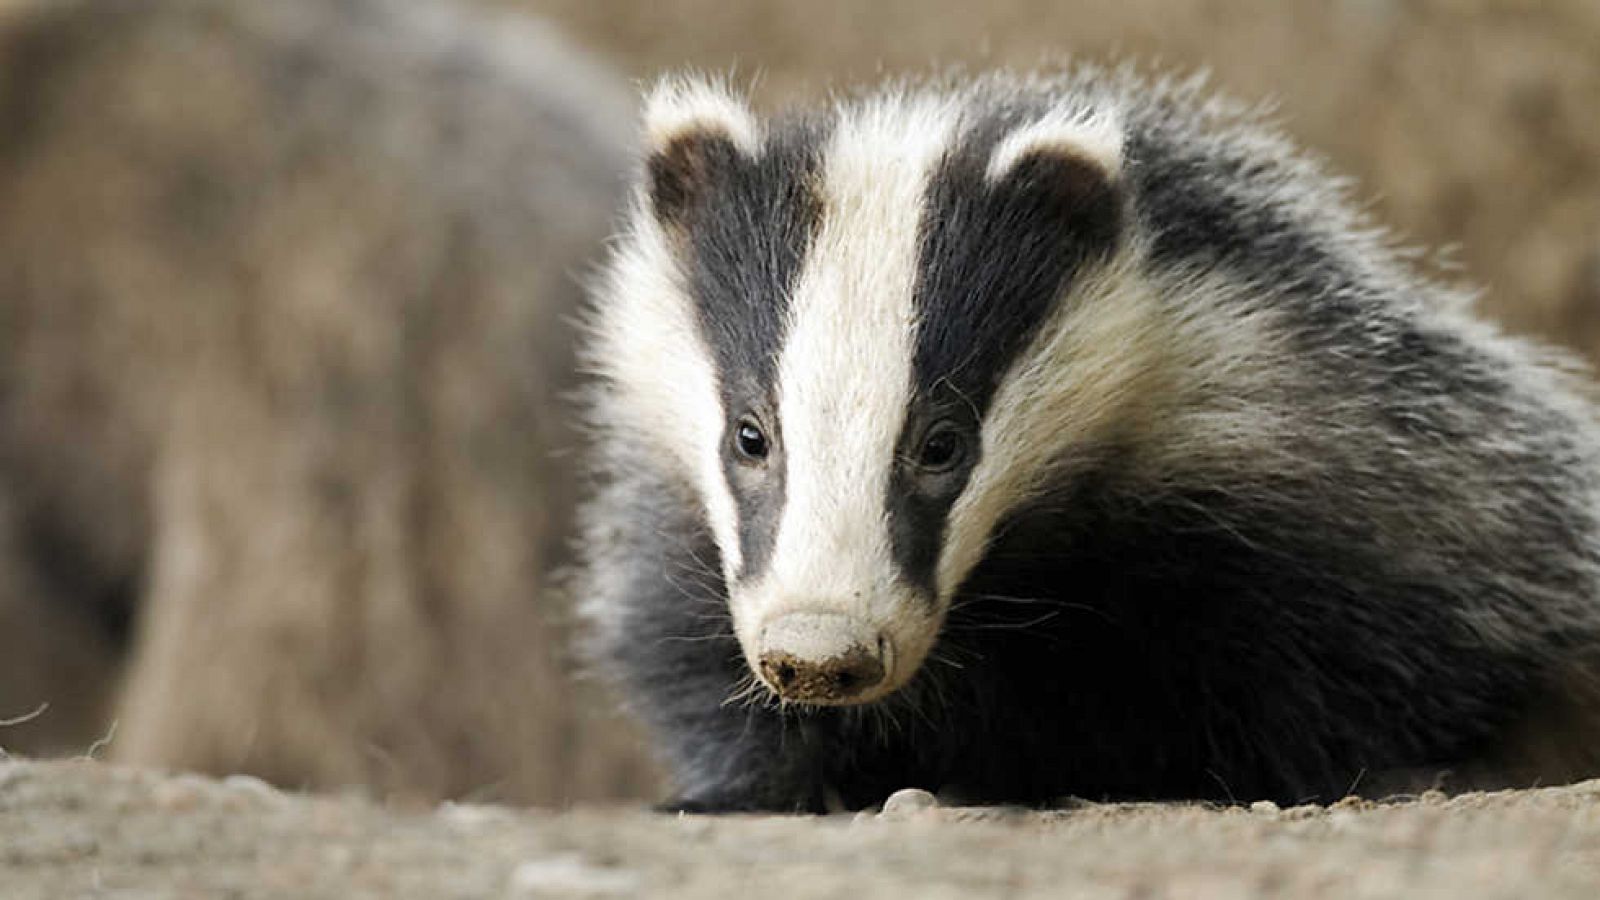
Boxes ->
[759,646,886,703]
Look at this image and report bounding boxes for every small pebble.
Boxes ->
[1328,810,1361,830]
[437,801,515,829]
[151,774,215,812]
[1250,800,1279,814]
[222,774,283,803]
[509,853,640,897]
[880,788,940,818]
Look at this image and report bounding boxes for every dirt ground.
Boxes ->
[3,759,1599,899]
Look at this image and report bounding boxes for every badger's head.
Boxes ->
[591,77,1133,706]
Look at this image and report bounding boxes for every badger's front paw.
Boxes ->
[654,789,826,815]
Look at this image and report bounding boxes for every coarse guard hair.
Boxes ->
[575,67,1600,813]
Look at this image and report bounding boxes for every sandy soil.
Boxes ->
[4,759,1599,899]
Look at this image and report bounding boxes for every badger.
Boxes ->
[576,68,1600,813]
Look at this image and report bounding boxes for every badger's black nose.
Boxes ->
[756,612,890,704]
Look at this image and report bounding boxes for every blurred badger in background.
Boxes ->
[0,0,656,803]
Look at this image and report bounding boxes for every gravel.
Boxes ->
[5,760,1600,898]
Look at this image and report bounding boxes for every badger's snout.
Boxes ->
[756,612,893,704]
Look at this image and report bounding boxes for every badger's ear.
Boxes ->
[642,77,761,226]
[985,108,1124,234]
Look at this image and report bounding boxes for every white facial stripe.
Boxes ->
[937,252,1301,597]
[986,106,1125,183]
[586,214,745,573]
[937,249,1163,596]
[742,94,962,640]
[594,78,767,576]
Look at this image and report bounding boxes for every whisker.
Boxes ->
[721,672,769,709]
[657,633,739,645]
[952,610,1065,630]
[947,592,1115,626]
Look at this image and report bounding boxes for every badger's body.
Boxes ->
[578,69,1600,812]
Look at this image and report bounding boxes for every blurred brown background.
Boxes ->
[520,0,1600,358]
[1,0,1597,809]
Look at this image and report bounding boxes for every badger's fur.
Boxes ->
[577,68,1600,812]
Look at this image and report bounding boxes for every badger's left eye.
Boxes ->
[917,423,966,473]
[733,417,770,463]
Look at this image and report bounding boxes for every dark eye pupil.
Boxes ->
[736,421,768,460]
[921,430,960,469]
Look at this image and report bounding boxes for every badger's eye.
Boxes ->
[918,423,966,473]
[733,418,769,463]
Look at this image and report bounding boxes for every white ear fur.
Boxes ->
[643,75,762,156]
[986,107,1124,183]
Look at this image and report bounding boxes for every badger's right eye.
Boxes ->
[733,418,769,463]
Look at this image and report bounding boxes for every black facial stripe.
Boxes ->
[889,115,1125,595]
[674,120,828,582]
